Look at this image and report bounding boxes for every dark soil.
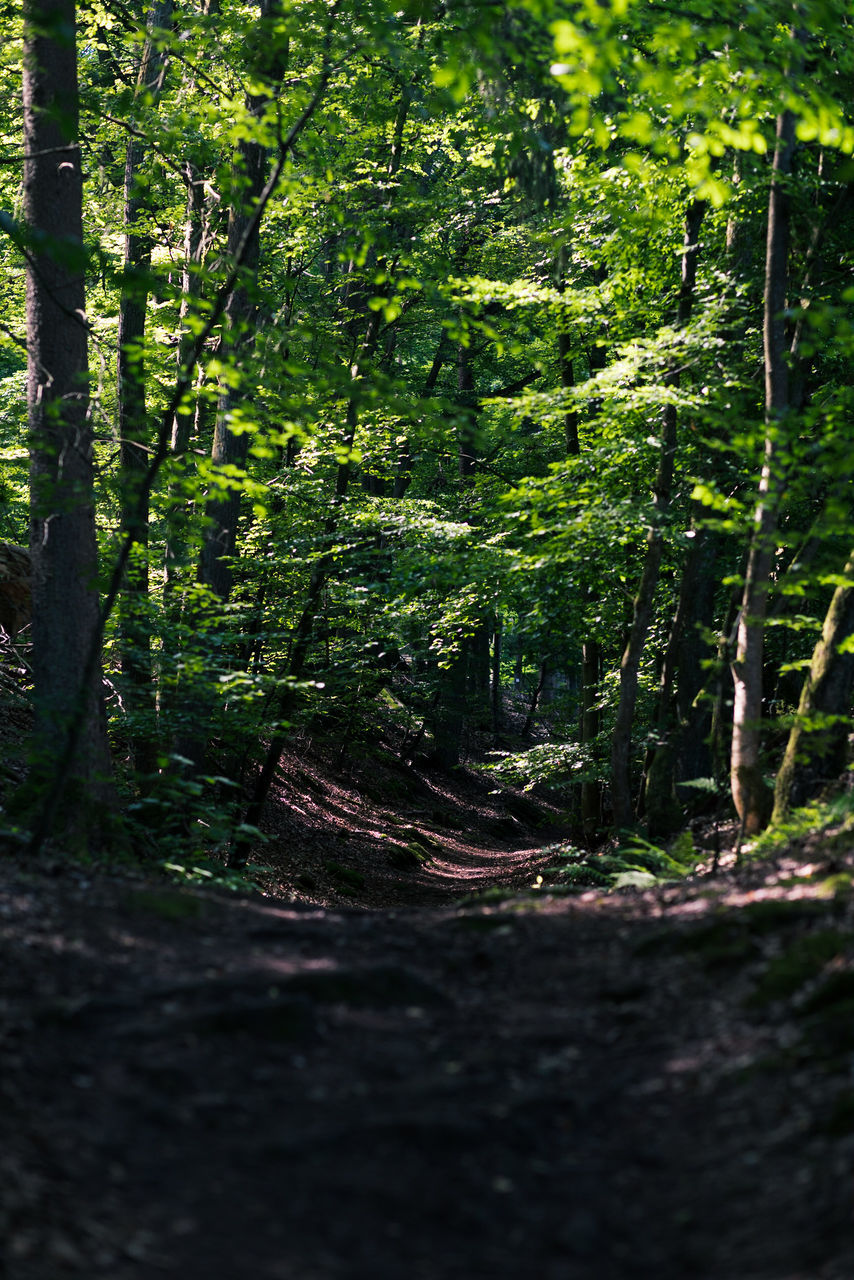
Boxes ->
[2,749,854,1279]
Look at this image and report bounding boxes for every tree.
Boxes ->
[730,109,796,836]
[610,197,706,829]
[22,0,114,840]
[115,0,173,779]
[4,0,854,867]
[199,0,290,602]
[772,549,854,822]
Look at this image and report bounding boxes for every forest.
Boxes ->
[2,0,854,864]
[3,2,854,1277]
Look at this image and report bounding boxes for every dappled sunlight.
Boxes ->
[256,739,563,909]
[255,955,339,978]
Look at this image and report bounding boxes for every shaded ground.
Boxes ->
[2,753,854,1279]
[250,738,565,907]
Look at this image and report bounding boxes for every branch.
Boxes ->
[479,368,541,403]
[0,144,78,166]
[99,113,195,187]
[0,318,26,350]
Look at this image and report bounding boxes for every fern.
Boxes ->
[533,833,696,894]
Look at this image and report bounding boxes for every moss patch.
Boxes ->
[748,930,852,1006]
[324,861,367,889]
[124,888,207,921]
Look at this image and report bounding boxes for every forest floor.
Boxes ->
[2,739,854,1279]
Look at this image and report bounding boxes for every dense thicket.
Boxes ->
[2,0,854,860]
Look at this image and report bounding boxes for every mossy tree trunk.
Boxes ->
[772,551,854,823]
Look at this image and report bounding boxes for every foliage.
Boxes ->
[746,786,854,861]
[480,740,602,791]
[532,831,696,892]
[4,0,854,861]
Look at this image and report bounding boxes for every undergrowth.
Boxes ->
[747,786,854,861]
[532,830,698,893]
[161,856,266,894]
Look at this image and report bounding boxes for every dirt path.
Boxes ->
[2,832,854,1280]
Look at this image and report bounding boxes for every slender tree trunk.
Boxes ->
[201,0,288,601]
[168,0,288,786]
[555,244,580,457]
[116,1,172,778]
[642,521,719,833]
[772,550,854,823]
[580,640,601,838]
[491,614,502,736]
[163,166,208,587]
[523,661,548,738]
[610,199,706,828]
[577,337,608,833]
[23,0,113,824]
[731,110,796,835]
[457,332,477,483]
[429,646,468,767]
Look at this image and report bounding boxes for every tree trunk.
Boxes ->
[731,110,796,835]
[429,647,468,768]
[577,337,609,834]
[580,639,601,838]
[609,198,706,828]
[491,614,502,736]
[522,661,548,738]
[200,0,289,601]
[116,0,172,778]
[468,623,491,695]
[642,522,719,834]
[164,165,208,588]
[772,550,854,823]
[457,332,478,483]
[23,0,113,828]
[555,244,580,457]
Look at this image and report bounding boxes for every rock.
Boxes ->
[0,543,30,639]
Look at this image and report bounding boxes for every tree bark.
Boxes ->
[23,0,113,824]
[731,110,796,835]
[577,337,608,833]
